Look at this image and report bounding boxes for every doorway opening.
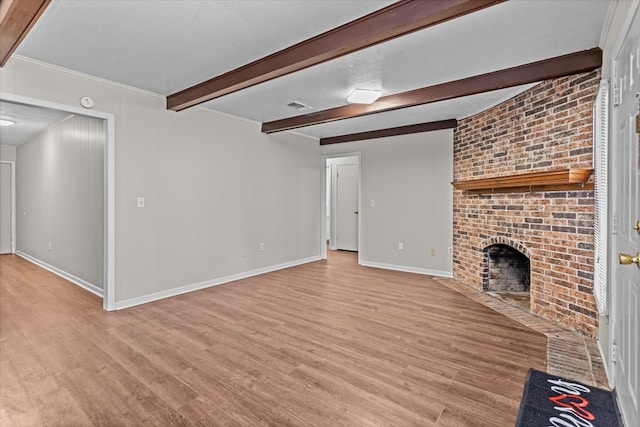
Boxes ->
[0,92,115,310]
[0,161,15,254]
[321,154,360,262]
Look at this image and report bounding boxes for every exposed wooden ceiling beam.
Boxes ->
[262,47,602,134]
[320,119,458,145]
[166,0,506,111]
[0,0,51,67]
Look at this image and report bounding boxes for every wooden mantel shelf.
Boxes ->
[451,168,594,194]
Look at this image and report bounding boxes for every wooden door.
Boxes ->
[336,163,359,251]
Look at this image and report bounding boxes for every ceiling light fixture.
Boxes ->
[347,89,382,104]
[0,119,15,126]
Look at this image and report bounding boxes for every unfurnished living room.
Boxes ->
[0,1,638,426]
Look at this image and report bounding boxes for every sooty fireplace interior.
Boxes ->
[484,244,530,293]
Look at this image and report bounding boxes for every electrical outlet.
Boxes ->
[398,242,403,251]
[448,247,453,255]
[260,242,265,251]
[430,248,436,256]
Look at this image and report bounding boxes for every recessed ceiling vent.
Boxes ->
[287,101,311,111]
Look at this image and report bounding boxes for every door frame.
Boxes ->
[331,156,360,251]
[0,160,16,254]
[320,152,361,263]
[0,92,116,311]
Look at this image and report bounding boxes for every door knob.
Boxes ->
[354,210,359,215]
[619,252,640,267]
[634,220,640,234]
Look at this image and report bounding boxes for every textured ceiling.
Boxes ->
[0,101,71,146]
[4,0,612,143]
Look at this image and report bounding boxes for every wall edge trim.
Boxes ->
[16,251,104,298]
[360,260,453,278]
[114,255,322,310]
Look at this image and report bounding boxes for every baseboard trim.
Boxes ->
[597,340,614,390]
[359,260,453,278]
[596,313,614,389]
[114,255,322,310]
[16,251,104,298]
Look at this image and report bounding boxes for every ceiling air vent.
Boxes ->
[287,101,311,111]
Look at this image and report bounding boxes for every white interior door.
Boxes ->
[612,7,639,426]
[336,163,359,251]
[0,162,12,254]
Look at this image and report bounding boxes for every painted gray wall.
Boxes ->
[321,130,454,276]
[1,57,321,304]
[0,144,16,161]
[16,115,105,288]
[115,102,321,302]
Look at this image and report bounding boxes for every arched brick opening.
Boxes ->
[481,237,532,293]
[483,244,530,292]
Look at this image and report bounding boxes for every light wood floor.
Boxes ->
[1,251,547,426]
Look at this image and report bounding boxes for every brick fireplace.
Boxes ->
[453,71,600,336]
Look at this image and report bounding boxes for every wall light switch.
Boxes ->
[137,197,145,208]
[370,200,376,207]
[398,242,403,251]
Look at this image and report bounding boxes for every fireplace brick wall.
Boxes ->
[452,70,600,336]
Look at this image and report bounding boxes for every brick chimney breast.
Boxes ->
[453,71,600,336]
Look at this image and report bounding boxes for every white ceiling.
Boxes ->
[0,101,71,146]
[5,0,612,143]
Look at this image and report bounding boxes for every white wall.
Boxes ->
[16,115,105,289]
[1,57,321,305]
[321,130,454,276]
[0,144,16,161]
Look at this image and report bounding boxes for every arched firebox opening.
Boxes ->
[483,244,530,294]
